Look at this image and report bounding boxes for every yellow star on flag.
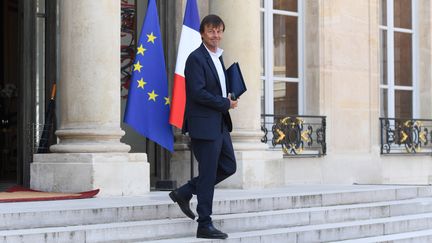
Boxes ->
[147,32,157,44]
[133,61,143,72]
[164,97,170,105]
[137,44,146,56]
[148,90,158,101]
[137,78,146,89]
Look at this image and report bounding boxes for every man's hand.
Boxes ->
[228,93,238,109]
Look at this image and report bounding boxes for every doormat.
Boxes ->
[0,186,99,203]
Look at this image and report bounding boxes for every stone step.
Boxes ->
[214,197,432,231]
[2,208,432,242]
[143,213,432,243]
[333,229,432,242]
[1,185,431,231]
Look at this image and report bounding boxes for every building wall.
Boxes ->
[223,0,432,186]
[166,0,432,188]
[419,0,432,118]
[28,0,432,193]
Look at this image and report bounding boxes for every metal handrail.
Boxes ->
[261,114,326,157]
[380,117,432,155]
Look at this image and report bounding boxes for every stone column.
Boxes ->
[51,0,129,153]
[170,0,281,188]
[210,0,282,189]
[30,0,149,196]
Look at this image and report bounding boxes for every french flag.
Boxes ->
[169,0,201,129]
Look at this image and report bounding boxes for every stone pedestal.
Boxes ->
[221,132,283,189]
[31,153,149,196]
[170,132,195,187]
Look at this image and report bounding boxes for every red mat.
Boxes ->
[0,186,99,203]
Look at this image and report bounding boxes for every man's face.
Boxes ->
[201,24,224,52]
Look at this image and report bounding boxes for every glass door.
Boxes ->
[0,0,20,189]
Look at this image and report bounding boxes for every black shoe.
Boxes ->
[196,224,228,239]
[169,190,195,220]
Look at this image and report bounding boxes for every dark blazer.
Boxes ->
[182,43,233,140]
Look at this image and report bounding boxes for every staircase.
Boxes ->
[1,185,432,242]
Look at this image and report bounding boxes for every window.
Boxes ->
[260,0,303,116]
[379,0,418,118]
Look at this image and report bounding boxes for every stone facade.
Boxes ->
[31,0,432,195]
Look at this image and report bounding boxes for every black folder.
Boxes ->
[227,62,247,100]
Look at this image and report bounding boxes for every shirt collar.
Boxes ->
[203,43,224,58]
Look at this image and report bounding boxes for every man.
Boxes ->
[169,14,238,239]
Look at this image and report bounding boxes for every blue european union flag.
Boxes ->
[124,0,173,151]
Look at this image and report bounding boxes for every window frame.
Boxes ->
[260,0,304,117]
[379,0,418,119]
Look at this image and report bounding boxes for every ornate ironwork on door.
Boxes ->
[121,0,136,99]
[261,115,326,157]
[380,118,432,154]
